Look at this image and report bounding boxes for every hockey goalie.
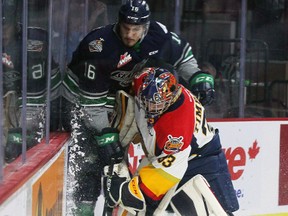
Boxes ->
[97,67,239,216]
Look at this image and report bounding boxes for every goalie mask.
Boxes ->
[139,68,182,119]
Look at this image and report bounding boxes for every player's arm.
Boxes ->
[168,33,215,106]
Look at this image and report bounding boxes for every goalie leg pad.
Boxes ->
[170,175,208,216]
[179,150,239,213]
[170,174,227,216]
[110,90,139,147]
[170,190,198,216]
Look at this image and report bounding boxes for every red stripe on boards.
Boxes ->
[279,124,288,205]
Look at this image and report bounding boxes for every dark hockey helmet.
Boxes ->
[118,0,150,25]
[139,67,182,118]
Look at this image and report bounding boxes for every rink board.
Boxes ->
[208,119,288,216]
[0,120,288,216]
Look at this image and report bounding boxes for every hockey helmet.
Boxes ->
[118,0,150,25]
[139,67,182,118]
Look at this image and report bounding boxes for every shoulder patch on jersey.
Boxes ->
[89,38,104,52]
[164,135,184,153]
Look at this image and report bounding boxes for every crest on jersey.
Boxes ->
[89,38,104,52]
[27,40,44,52]
[117,52,132,68]
[164,135,184,153]
[110,69,134,87]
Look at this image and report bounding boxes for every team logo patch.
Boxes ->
[117,52,132,68]
[164,135,184,153]
[89,38,104,52]
[27,40,44,52]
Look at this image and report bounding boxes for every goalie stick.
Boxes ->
[102,157,116,216]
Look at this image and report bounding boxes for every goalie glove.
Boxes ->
[94,127,124,166]
[189,71,215,106]
[106,176,146,214]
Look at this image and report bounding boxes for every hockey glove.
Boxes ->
[189,71,215,106]
[5,128,22,163]
[94,127,124,166]
[5,128,38,163]
[106,176,146,214]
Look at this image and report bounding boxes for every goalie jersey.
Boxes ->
[135,87,215,204]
